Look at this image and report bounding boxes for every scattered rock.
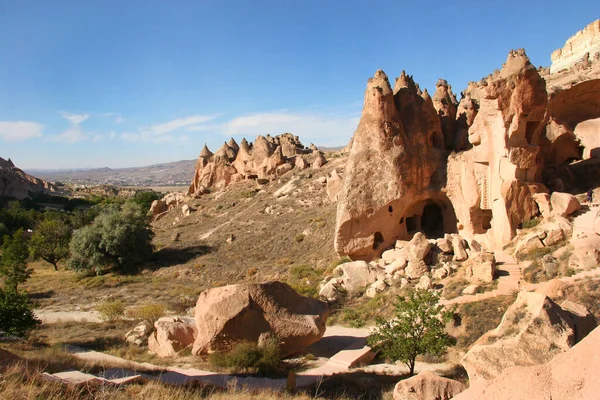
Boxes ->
[415,275,432,290]
[332,261,378,294]
[464,252,496,283]
[550,192,581,217]
[462,285,479,295]
[452,235,468,262]
[125,321,153,347]
[405,260,429,280]
[533,193,552,219]
[515,232,544,256]
[366,280,388,298]
[148,317,197,358]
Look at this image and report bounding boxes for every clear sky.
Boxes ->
[0,1,597,169]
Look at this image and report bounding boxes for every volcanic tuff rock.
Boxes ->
[392,370,465,400]
[188,133,320,194]
[335,48,552,260]
[550,19,600,73]
[462,291,596,386]
[0,157,56,199]
[454,325,600,400]
[148,317,197,357]
[192,281,329,357]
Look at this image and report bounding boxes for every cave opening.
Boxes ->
[421,203,444,238]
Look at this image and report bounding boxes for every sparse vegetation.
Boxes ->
[127,303,166,322]
[455,296,514,349]
[521,217,541,229]
[209,338,282,374]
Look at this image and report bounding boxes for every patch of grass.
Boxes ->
[95,299,125,321]
[341,309,366,328]
[521,217,541,229]
[127,303,166,322]
[455,295,514,350]
[443,279,470,300]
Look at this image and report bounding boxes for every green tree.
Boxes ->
[68,203,154,274]
[366,289,455,376]
[131,191,160,212]
[29,218,72,271]
[0,288,40,336]
[0,229,32,291]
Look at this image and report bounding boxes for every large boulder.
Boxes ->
[550,192,581,217]
[464,252,496,283]
[332,261,378,294]
[149,200,167,217]
[393,370,466,400]
[407,232,432,261]
[148,317,197,357]
[192,282,329,357]
[453,325,600,400]
[462,292,596,386]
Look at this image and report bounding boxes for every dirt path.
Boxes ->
[34,310,103,324]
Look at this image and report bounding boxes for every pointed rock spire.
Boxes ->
[199,144,213,158]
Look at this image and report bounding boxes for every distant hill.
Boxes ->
[27,159,197,187]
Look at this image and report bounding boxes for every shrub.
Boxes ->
[342,309,366,328]
[131,191,160,212]
[96,300,125,321]
[209,338,281,374]
[127,303,166,322]
[294,233,306,243]
[0,288,40,336]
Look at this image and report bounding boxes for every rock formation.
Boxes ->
[550,19,600,73]
[188,133,317,194]
[392,370,466,400]
[192,281,329,357]
[462,291,596,386]
[336,49,548,260]
[454,325,600,400]
[0,157,56,199]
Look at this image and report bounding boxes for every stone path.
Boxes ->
[442,204,600,306]
[43,326,374,391]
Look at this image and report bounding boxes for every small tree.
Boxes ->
[29,218,72,271]
[0,229,32,291]
[0,288,40,336]
[68,203,154,274]
[366,289,454,376]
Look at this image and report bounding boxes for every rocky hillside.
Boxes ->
[0,157,56,199]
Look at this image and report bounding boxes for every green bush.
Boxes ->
[209,338,281,374]
[131,191,160,212]
[0,289,40,336]
[96,300,125,321]
[29,218,72,271]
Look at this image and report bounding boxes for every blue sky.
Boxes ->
[0,1,597,169]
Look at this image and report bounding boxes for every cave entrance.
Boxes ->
[421,203,444,238]
[402,197,457,239]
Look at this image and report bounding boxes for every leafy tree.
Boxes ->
[366,289,455,376]
[0,229,32,291]
[68,203,154,274]
[131,191,160,212]
[0,288,40,336]
[29,218,72,271]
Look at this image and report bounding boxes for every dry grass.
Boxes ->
[454,295,515,350]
